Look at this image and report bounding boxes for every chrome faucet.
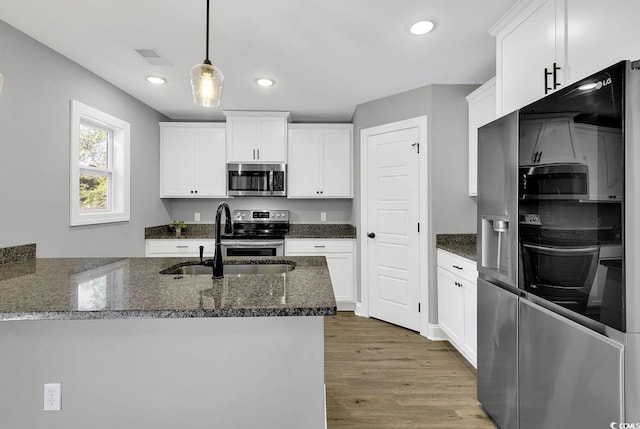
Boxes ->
[200,202,232,279]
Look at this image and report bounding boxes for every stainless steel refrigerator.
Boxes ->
[477,60,640,429]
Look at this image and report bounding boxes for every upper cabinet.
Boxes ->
[492,0,640,116]
[491,0,566,116]
[466,78,496,196]
[224,111,290,163]
[159,123,226,198]
[287,124,353,198]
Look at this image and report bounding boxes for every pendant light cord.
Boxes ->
[203,0,212,65]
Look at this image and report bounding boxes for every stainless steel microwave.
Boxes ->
[227,163,286,197]
[519,163,588,200]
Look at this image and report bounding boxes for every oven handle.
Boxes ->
[221,241,284,248]
[522,243,600,253]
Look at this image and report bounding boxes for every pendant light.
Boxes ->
[190,0,224,107]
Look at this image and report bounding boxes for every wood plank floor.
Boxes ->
[324,312,495,428]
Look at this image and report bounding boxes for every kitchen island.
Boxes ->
[0,254,336,429]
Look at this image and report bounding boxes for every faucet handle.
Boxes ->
[199,245,204,263]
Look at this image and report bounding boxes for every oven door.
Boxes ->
[521,243,600,315]
[221,240,284,257]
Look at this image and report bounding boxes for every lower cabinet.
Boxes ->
[437,249,477,367]
[285,238,356,310]
[145,239,215,257]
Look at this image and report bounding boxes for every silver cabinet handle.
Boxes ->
[253,149,256,160]
[314,245,326,248]
[176,245,189,248]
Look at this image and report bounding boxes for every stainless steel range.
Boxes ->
[220,210,289,257]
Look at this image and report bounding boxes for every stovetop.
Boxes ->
[222,210,290,240]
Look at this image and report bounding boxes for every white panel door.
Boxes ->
[366,126,420,331]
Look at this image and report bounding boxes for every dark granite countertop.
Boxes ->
[436,234,477,261]
[0,256,337,321]
[145,223,357,240]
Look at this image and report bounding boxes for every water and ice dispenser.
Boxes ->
[481,215,511,278]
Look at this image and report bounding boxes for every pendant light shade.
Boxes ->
[191,0,223,107]
[191,62,223,107]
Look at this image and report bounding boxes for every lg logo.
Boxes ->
[611,423,640,429]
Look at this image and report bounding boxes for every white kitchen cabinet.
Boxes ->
[466,78,496,196]
[224,111,290,163]
[574,124,623,201]
[159,123,226,198]
[287,124,353,198]
[437,249,477,367]
[146,239,215,257]
[519,114,580,166]
[491,0,566,116]
[565,0,640,87]
[492,0,640,116]
[285,238,356,310]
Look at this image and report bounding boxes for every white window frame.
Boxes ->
[70,100,130,226]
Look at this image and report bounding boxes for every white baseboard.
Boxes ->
[354,302,369,318]
[423,323,448,341]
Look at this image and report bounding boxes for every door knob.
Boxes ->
[367,232,376,238]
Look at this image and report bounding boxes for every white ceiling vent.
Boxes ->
[134,48,172,66]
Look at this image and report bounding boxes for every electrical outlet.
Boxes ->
[321,212,327,222]
[195,212,201,222]
[44,383,61,411]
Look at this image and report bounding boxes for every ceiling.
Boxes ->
[0,0,517,122]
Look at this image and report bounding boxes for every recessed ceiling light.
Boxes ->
[146,76,167,85]
[410,20,435,35]
[256,78,275,87]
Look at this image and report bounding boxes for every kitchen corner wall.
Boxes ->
[0,20,171,257]
[352,84,478,326]
[166,198,353,224]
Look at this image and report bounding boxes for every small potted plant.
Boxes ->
[170,220,187,237]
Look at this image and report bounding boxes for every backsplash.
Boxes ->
[0,243,36,264]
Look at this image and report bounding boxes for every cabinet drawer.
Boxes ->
[437,249,477,283]
[146,239,215,256]
[285,239,354,254]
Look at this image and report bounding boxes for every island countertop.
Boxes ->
[0,256,337,321]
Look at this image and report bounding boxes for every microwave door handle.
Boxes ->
[269,170,274,196]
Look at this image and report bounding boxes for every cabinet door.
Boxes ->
[437,267,464,345]
[575,124,609,200]
[325,253,355,303]
[226,116,257,162]
[160,128,196,197]
[497,0,566,115]
[519,119,544,165]
[566,0,640,85]
[256,117,287,162]
[322,129,352,197]
[467,78,496,196]
[195,128,227,197]
[287,130,323,197]
[462,278,477,367]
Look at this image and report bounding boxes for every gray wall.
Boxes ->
[0,20,170,257]
[352,84,478,324]
[166,198,353,224]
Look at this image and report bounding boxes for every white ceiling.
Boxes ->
[0,0,517,122]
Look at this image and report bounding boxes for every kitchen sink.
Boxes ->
[160,262,295,276]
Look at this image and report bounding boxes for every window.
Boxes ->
[70,100,130,226]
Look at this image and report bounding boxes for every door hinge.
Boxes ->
[418,302,421,313]
[411,142,420,153]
